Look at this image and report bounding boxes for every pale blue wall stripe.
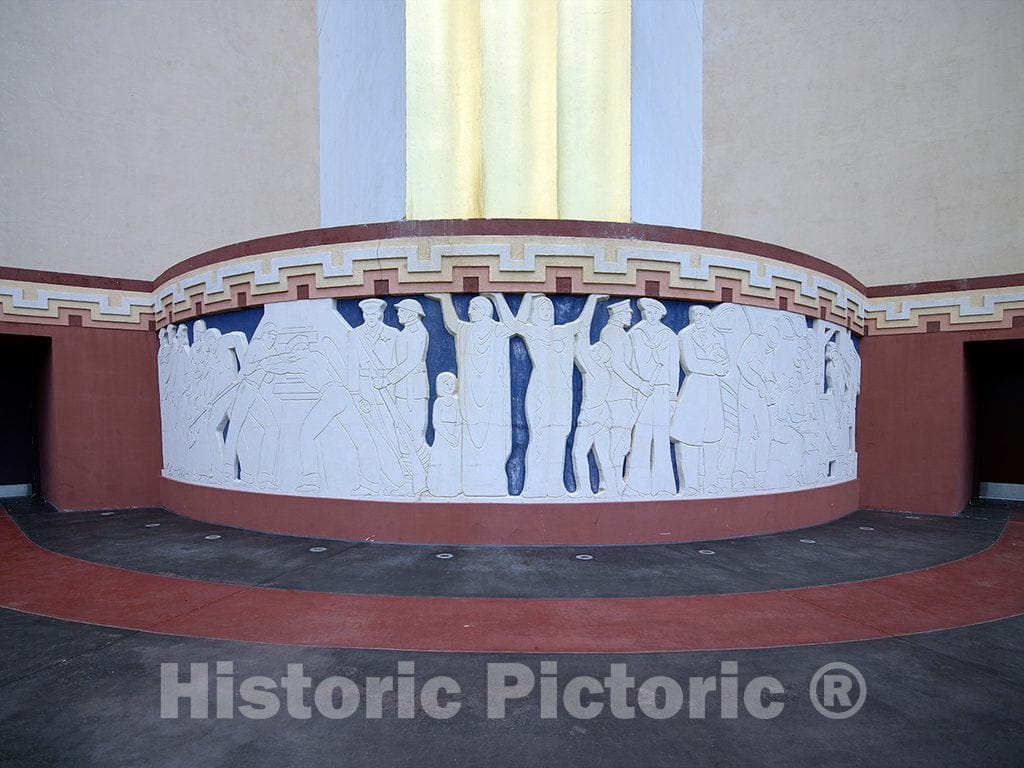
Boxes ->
[630,0,703,229]
[318,0,406,227]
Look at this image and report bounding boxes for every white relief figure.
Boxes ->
[624,298,679,497]
[162,324,179,475]
[345,298,421,494]
[427,372,461,497]
[222,322,282,487]
[249,298,383,496]
[808,320,841,482]
[157,326,174,473]
[258,334,378,494]
[488,292,605,498]
[839,330,861,478]
[671,305,730,495]
[169,324,192,477]
[793,329,827,484]
[734,320,782,490]
[765,375,812,488]
[183,320,217,481]
[822,340,843,474]
[599,300,653,485]
[758,314,806,491]
[193,323,234,482]
[823,337,859,480]
[190,326,225,481]
[570,315,623,497]
[707,306,751,490]
[202,327,248,482]
[426,293,514,497]
[378,298,430,450]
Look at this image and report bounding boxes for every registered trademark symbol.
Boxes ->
[809,662,867,719]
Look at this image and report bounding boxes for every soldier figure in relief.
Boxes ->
[345,298,407,493]
[377,298,430,449]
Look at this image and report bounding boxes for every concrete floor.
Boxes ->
[3,499,1005,597]
[1,499,1022,766]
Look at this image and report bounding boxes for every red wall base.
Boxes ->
[161,477,860,545]
[857,325,1024,516]
[0,322,161,510]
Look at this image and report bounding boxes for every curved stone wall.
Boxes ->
[158,293,859,504]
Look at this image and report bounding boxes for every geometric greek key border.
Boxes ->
[150,235,869,333]
[863,287,1024,335]
[2,230,1022,336]
[0,279,156,330]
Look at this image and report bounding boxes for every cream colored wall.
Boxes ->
[703,0,1024,286]
[0,0,319,281]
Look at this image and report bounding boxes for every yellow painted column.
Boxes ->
[406,0,483,219]
[406,0,630,222]
[556,0,631,222]
[480,0,559,218]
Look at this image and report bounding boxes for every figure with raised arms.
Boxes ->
[426,293,514,496]
[487,292,605,498]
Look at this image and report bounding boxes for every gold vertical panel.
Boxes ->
[480,0,559,218]
[407,0,631,222]
[406,0,483,220]
[556,0,631,222]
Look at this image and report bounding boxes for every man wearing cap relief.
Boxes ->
[349,298,404,491]
[350,298,397,396]
[625,297,679,496]
[378,298,430,447]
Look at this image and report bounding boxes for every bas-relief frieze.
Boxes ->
[157,294,860,502]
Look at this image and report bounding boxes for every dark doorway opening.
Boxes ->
[967,339,1024,501]
[0,334,50,498]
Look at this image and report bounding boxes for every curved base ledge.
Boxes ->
[161,477,860,545]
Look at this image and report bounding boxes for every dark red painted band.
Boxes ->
[161,477,860,546]
[7,221,1024,303]
[1,509,1021,652]
[866,272,1024,298]
[0,265,152,292]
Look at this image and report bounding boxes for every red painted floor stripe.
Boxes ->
[1,510,1022,652]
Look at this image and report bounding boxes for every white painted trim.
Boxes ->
[980,482,1024,501]
[318,0,406,227]
[0,483,32,497]
[630,0,703,229]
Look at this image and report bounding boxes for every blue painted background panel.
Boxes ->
[187,295,712,496]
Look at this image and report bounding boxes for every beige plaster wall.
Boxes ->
[703,0,1024,286]
[0,0,319,280]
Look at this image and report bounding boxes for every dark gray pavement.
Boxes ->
[1,607,1022,767]
[2,498,1007,598]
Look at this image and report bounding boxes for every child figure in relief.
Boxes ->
[427,372,462,497]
